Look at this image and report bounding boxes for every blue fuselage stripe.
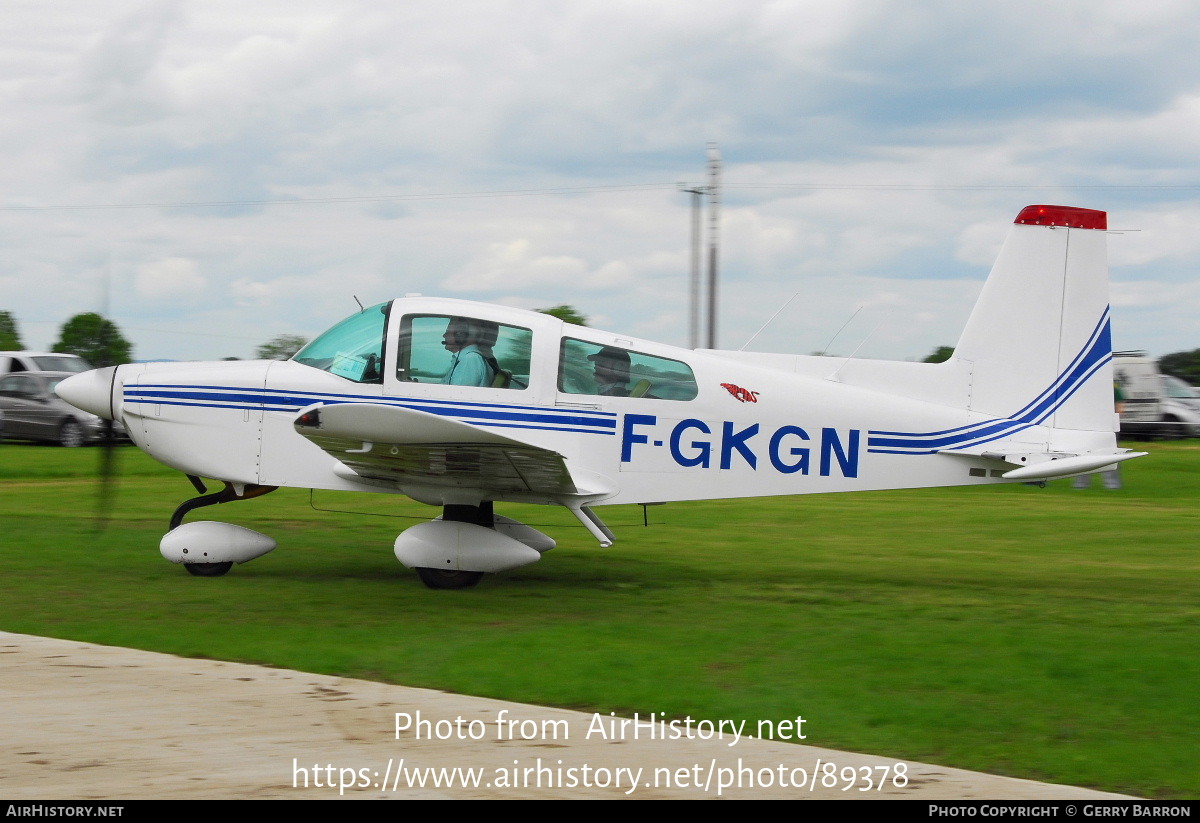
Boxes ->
[123,387,617,434]
[866,312,1112,454]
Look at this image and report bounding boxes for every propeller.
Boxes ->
[91,268,120,531]
[93,394,119,530]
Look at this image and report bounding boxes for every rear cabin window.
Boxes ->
[558,338,698,400]
[397,315,531,390]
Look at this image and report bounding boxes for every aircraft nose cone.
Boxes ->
[55,367,118,419]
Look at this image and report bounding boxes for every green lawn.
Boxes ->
[1,441,1196,797]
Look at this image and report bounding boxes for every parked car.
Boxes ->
[1113,353,1200,438]
[0,351,92,375]
[0,371,124,446]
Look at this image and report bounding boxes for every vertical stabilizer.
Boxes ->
[953,206,1114,434]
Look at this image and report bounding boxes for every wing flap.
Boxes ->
[294,402,580,496]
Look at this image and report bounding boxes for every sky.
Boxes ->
[2,0,1199,363]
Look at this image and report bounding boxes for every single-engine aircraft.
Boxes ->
[57,205,1144,588]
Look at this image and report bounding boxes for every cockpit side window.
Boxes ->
[558,338,698,400]
[396,315,531,390]
[292,302,389,383]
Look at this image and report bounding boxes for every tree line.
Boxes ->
[2,310,133,367]
[5,308,1196,381]
[922,345,1200,384]
[0,305,591,366]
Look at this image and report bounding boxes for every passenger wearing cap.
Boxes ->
[588,346,631,397]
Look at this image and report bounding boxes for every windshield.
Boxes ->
[293,302,390,383]
[1161,375,1197,399]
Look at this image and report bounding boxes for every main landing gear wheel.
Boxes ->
[184,562,233,577]
[416,567,484,590]
[409,503,492,589]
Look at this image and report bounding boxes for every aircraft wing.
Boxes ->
[292,402,592,498]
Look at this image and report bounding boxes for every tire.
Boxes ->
[416,567,484,589]
[185,562,234,577]
[1161,415,1183,439]
[59,419,84,448]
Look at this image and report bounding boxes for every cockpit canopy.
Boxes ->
[292,299,697,400]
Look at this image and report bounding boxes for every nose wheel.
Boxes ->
[415,567,484,589]
[167,477,279,576]
[184,561,233,577]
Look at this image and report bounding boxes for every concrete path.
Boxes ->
[0,631,1131,800]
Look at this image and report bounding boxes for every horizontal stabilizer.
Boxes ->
[999,451,1146,481]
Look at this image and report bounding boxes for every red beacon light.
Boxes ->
[1014,205,1107,230]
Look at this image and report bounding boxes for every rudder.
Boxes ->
[952,205,1115,435]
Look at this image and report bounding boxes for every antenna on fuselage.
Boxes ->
[739,292,800,351]
[827,312,890,382]
[353,295,365,312]
[819,305,863,356]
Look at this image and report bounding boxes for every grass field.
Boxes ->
[1,441,1196,797]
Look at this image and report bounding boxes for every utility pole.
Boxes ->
[679,142,722,350]
[706,142,721,350]
[678,184,706,350]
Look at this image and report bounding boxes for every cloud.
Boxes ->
[1,1,1199,361]
[446,239,593,292]
[135,257,206,300]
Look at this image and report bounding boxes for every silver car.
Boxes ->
[0,371,123,446]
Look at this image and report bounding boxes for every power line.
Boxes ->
[730,183,1200,191]
[0,183,676,213]
[4,181,1198,214]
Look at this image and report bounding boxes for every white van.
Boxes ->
[1113,352,1200,438]
[0,351,92,375]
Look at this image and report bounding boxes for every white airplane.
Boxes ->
[56,204,1144,588]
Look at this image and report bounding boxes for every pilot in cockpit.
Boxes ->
[440,317,499,387]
